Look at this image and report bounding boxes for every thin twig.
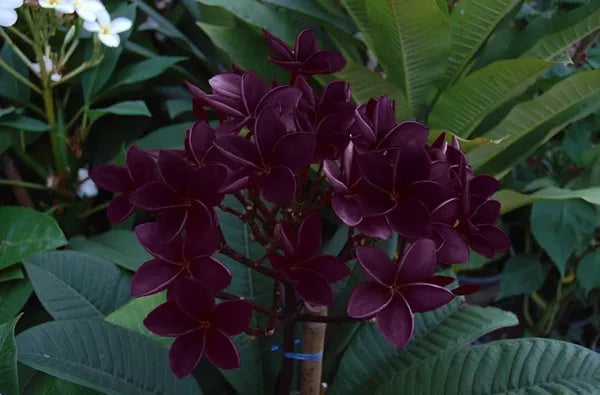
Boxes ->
[220,244,281,280]
[0,155,35,208]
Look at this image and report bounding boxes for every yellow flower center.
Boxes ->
[101,25,110,35]
[49,0,61,4]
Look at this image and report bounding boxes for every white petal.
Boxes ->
[110,17,132,34]
[43,56,53,72]
[98,33,119,47]
[77,179,98,198]
[4,0,24,9]
[76,1,104,21]
[55,3,75,13]
[96,8,110,25]
[31,63,41,74]
[51,73,62,82]
[83,20,100,32]
[38,0,53,9]
[0,9,17,27]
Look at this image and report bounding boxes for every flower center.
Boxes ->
[49,0,61,4]
[101,25,111,35]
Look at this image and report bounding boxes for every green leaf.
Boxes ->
[0,206,67,271]
[531,199,597,276]
[24,251,131,320]
[497,255,549,299]
[496,186,600,214]
[113,56,185,87]
[469,70,600,176]
[0,280,31,323]
[197,0,299,43]
[429,59,553,137]
[329,302,518,394]
[443,0,520,86]
[262,0,355,34]
[377,338,600,394]
[21,372,101,395]
[428,129,498,153]
[88,101,151,121]
[0,315,21,395]
[69,230,151,272]
[16,319,202,395]
[335,62,413,120]
[0,114,50,132]
[0,45,30,104]
[364,0,450,112]
[577,249,600,294]
[521,7,600,60]
[197,20,289,83]
[0,265,24,282]
[133,122,190,151]
[105,292,170,346]
[562,122,591,165]
[340,0,377,52]
[81,4,137,101]
[165,99,192,119]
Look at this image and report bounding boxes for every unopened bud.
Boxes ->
[64,25,76,46]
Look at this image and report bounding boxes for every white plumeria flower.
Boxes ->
[73,0,105,22]
[0,0,23,27]
[76,168,98,198]
[31,55,62,82]
[39,0,75,14]
[83,9,132,48]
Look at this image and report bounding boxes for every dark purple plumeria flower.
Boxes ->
[129,150,228,242]
[347,240,454,348]
[429,133,471,193]
[184,121,217,167]
[131,222,231,297]
[457,175,511,258]
[216,108,315,204]
[263,29,346,76]
[351,96,428,153]
[269,212,350,306]
[144,279,252,377]
[89,145,156,224]
[425,197,470,264]
[186,72,302,135]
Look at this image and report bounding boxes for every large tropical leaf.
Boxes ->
[340,0,376,51]
[16,319,201,394]
[443,0,520,86]
[0,315,20,395]
[469,70,600,176]
[496,186,600,214]
[0,280,31,323]
[362,0,450,112]
[262,0,355,34]
[377,338,600,394]
[336,62,413,120]
[520,6,600,60]
[329,302,518,394]
[429,59,553,137]
[0,207,67,271]
[24,251,130,320]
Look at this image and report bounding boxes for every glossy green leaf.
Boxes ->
[429,59,552,137]
[0,280,31,323]
[165,99,192,119]
[105,292,169,347]
[24,251,131,320]
[113,56,185,87]
[428,129,498,153]
[0,206,67,271]
[562,123,591,165]
[377,338,600,394]
[469,70,600,176]
[531,199,597,276]
[364,0,450,111]
[263,0,355,33]
[577,249,600,295]
[497,255,548,299]
[496,186,600,214]
[329,302,518,394]
[69,230,151,272]
[0,114,50,132]
[0,45,30,104]
[443,0,520,86]
[17,319,202,395]
[88,101,151,121]
[133,122,190,151]
[335,62,413,120]
[521,7,600,60]
[340,0,376,51]
[20,372,101,395]
[0,315,20,395]
[0,265,24,282]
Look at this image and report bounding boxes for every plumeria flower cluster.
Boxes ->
[91,28,510,377]
[0,0,22,27]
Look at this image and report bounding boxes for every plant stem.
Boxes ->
[220,244,281,280]
[0,177,47,190]
[0,58,42,94]
[0,27,36,71]
[300,304,327,395]
[78,202,110,218]
[7,27,33,46]
[278,285,298,395]
[43,85,66,173]
[0,155,35,208]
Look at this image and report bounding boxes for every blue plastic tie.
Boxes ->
[270,339,323,360]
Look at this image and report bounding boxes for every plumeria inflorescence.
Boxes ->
[91,28,510,378]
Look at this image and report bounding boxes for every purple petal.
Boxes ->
[358,184,395,216]
[356,151,394,193]
[106,195,135,224]
[126,146,157,185]
[173,278,215,319]
[378,121,428,149]
[387,198,431,238]
[271,132,316,171]
[209,73,241,99]
[129,181,181,211]
[376,295,414,349]
[430,198,459,224]
[393,143,431,186]
[400,283,454,313]
[184,226,221,258]
[468,234,495,258]
[478,224,511,252]
[260,166,296,204]
[157,208,188,243]
[372,95,395,135]
[202,94,245,117]
[189,165,227,206]
[292,269,334,306]
[205,327,241,370]
[257,85,303,114]
[215,135,262,169]
[302,51,346,74]
[295,29,318,61]
[169,330,206,378]
[263,29,292,60]
[347,282,393,319]
[408,180,446,212]
[296,212,322,259]
[254,108,288,159]
[323,160,347,192]
[241,72,268,114]
[303,255,350,283]
[158,150,192,195]
[135,222,184,263]
[186,122,216,165]
[144,301,198,336]
[433,224,470,264]
[396,239,436,284]
[189,256,232,293]
[356,246,395,286]
[469,175,499,198]
[471,200,501,225]
[332,194,362,226]
[357,215,393,240]
[212,299,252,335]
[89,164,131,193]
[186,203,215,239]
[131,259,182,297]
